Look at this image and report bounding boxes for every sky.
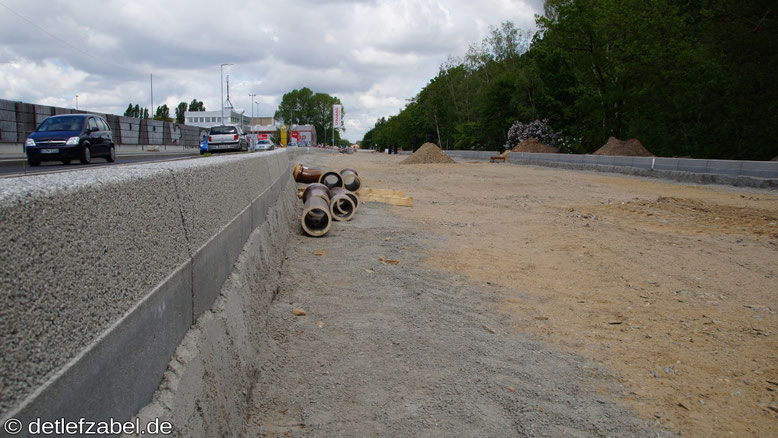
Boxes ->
[0,0,543,142]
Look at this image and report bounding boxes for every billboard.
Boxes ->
[333,104,342,129]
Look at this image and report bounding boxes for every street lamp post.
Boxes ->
[248,93,256,150]
[248,93,256,123]
[220,63,233,125]
[75,95,78,110]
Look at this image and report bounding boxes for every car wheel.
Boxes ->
[106,145,116,162]
[28,158,40,167]
[80,144,92,164]
[61,159,71,165]
[200,150,206,155]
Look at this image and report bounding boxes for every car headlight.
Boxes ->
[25,138,35,147]
[66,136,80,146]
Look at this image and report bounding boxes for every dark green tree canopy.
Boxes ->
[363,3,778,160]
[175,101,188,124]
[188,99,205,112]
[123,103,150,119]
[275,87,343,146]
[153,104,172,122]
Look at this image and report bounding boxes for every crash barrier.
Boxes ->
[0,98,208,152]
[439,149,778,188]
[0,148,310,436]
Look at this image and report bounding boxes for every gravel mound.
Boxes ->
[511,137,559,153]
[401,143,455,164]
[594,137,654,157]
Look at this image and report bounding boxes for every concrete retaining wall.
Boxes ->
[0,148,307,435]
[0,98,207,153]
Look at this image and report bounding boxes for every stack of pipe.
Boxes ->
[295,163,363,237]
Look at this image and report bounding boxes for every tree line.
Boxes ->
[362,1,777,160]
[123,99,205,124]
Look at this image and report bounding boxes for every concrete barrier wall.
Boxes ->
[438,150,778,188]
[0,148,306,434]
[0,98,207,152]
[505,152,778,188]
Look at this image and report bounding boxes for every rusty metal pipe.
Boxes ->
[302,183,331,204]
[301,196,332,237]
[329,187,356,222]
[319,170,343,189]
[293,163,323,184]
[340,168,361,192]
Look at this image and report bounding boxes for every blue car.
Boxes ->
[25,114,116,166]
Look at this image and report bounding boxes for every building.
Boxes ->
[184,109,252,130]
[185,109,316,146]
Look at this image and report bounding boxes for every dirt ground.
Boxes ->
[251,151,777,437]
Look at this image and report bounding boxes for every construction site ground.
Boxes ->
[249,151,778,437]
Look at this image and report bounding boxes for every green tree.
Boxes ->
[154,104,172,122]
[124,104,134,117]
[175,102,188,124]
[188,99,206,112]
[275,87,343,146]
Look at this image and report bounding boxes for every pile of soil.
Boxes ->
[401,142,455,164]
[510,137,559,153]
[593,137,654,157]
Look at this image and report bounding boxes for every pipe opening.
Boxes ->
[340,169,361,192]
[329,195,355,222]
[302,206,331,237]
[319,171,343,189]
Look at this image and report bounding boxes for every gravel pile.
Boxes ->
[511,137,559,153]
[401,143,455,164]
[594,137,654,157]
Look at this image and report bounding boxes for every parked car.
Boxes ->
[287,141,298,147]
[25,114,116,166]
[205,124,248,154]
[254,139,274,151]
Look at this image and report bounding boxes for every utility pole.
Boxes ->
[150,74,153,119]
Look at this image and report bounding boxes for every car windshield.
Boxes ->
[210,126,237,135]
[36,116,84,132]
[258,140,271,144]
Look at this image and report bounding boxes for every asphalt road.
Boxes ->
[0,153,199,178]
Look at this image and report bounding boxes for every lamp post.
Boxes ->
[248,93,256,124]
[75,95,78,110]
[220,63,233,125]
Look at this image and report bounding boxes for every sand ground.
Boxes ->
[257,151,777,436]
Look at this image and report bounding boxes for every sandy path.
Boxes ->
[250,151,777,437]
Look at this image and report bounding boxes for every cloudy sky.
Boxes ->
[0,0,542,141]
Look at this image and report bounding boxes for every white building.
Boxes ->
[184,109,252,130]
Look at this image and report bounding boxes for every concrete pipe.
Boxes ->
[340,168,362,192]
[319,170,344,189]
[329,187,356,222]
[302,183,331,204]
[293,163,323,184]
[331,186,359,212]
[301,196,332,237]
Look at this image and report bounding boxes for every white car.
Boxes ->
[254,139,275,151]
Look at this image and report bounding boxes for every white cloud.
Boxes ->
[0,0,543,140]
